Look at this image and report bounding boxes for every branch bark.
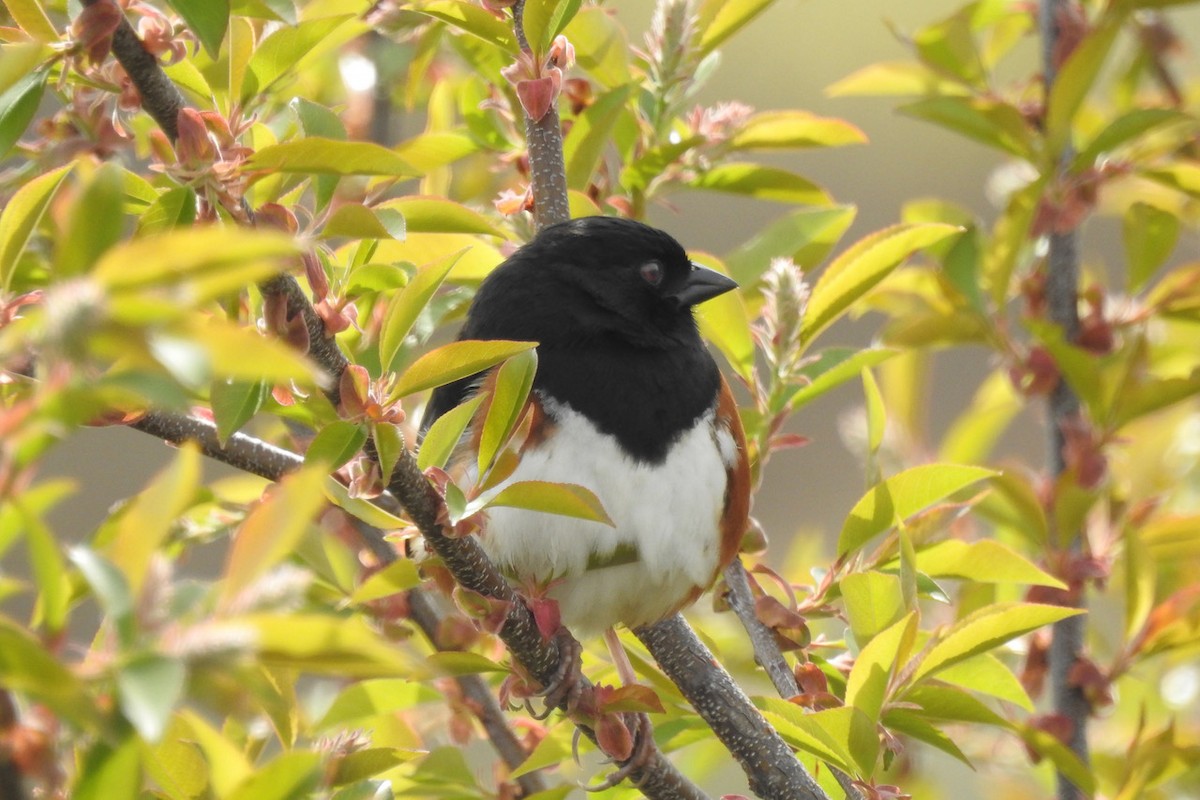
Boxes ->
[1039,3,1090,799]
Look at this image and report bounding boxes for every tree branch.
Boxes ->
[129,410,547,796]
[511,0,572,229]
[1039,3,1090,799]
[723,560,861,800]
[635,616,831,800]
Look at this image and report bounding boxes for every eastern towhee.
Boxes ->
[421,216,751,638]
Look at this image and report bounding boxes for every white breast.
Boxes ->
[479,398,734,634]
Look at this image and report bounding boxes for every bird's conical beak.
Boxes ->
[667,262,738,308]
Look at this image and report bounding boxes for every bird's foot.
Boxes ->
[580,711,655,791]
[525,626,583,719]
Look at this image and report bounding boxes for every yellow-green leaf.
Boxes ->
[729,111,866,150]
[247,138,418,178]
[697,0,776,54]
[478,349,538,475]
[1123,201,1179,292]
[390,339,536,400]
[801,222,959,346]
[405,0,518,52]
[220,465,328,606]
[240,15,356,101]
[305,420,367,470]
[321,204,406,240]
[418,392,487,471]
[845,612,917,723]
[380,196,505,237]
[838,463,996,556]
[827,61,970,98]
[379,251,463,372]
[842,571,904,647]
[486,480,612,525]
[323,476,408,531]
[690,162,831,205]
[911,603,1084,683]
[725,205,857,285]
[0,162,72,291]
[564,84,633,190]
[108,444,202,595]
[521,0,582,54]
[349,559,421,605]
[916,540,1065,589]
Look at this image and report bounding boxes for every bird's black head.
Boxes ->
[472,216,737,349]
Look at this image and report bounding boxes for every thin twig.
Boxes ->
[1039,3,1090,799]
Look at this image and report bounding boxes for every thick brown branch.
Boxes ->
[636,616,831,800]
[81,0,186,141]
[723,560,861,800]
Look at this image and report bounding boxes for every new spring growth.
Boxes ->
[756,257,810,380]
[501,35,575,122]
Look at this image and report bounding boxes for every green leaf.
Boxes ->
[1018,722,1095,794]
[512,731,573,779]
[247,138,418,178]
[318,679,434,729]
[801,223,960,346]
[478,349,538,474]
[73,737,141,800]
[228,752,322,800]
[321,204,406,240]
[563,84,633,190]
[899,96,1035,160]
[135,186,198,236]
[305,420,367,470]
[380,197,505,237]
[912,603,1083,683]
[95,227,299,296]
[564,7,631,87]
[730,111,866,151]
[237,613,413,677]
[407,0,518,51]
[0,68,46,159]
[167,0,230,56]
[827,61,971,98]
[177,711,253,795]
[846,612,917,724]
[350,559,421,605]
[862,367,885,456]
[522,0,582,54]
[697,0,776,54]
[1072,108,1191,173]
[323,476,408,531]
[916,539,1065,588]
[0,616,95,727]
[486,480,612,525]
[938,369,1021,464]
[1045,14,1122,156]
[373,421,406,485]
[689,163,831,205]
[418,393,487,471]
[69,547,134,644]
[882,709,972,766]
[899,684,1010,725]
[220,466,328,606]
[695,260,754,381]
[935,651,1033,710]
[211,379,268,444]
[241,15,355,101]
[754,697,857,774]
[394,131,478,173]
[1111,374,1200,429]
[19,504,68,633]
[4,0,58,41]
[724,205,857,285]
[108,444,201,595]
[1123,201,1178,292]
[419,651,508,677]
[786,347,896,410]
[842,571,904,647]
[0,162,72,291]
[983,177,1042,305]
[379,251,463,372]
[838,463,996,556]
[117,654,186,742]
[390,340,536,400]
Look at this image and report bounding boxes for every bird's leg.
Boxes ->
[527,626,584,718]
[575,627,656,791]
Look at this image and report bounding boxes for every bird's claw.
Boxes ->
[531,627,584,717]
[579,712,655,792]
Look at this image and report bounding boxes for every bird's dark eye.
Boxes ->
[640,260,664,286]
